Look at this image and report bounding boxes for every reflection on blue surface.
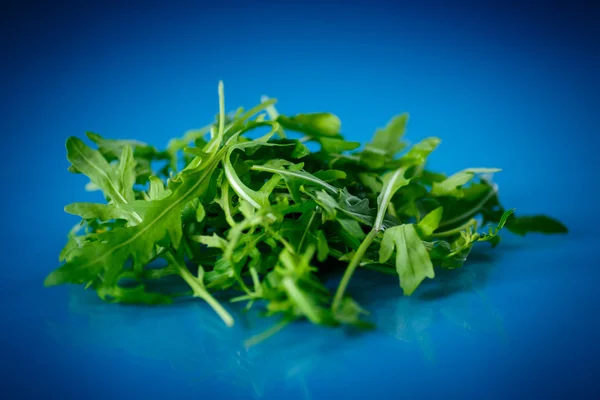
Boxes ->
[31,232,597,399]
[2,0,599,399]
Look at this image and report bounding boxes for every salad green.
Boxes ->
[45,81,568,331]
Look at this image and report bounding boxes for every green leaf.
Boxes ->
[417,207,443,237]
[311,190,339,221]
[222,125,281,209]
[96,282,174,305]
[64,202,136,223]
[431,168,501,198]
[85,132,160,161]
[277,113,342,137]
[338,188,399,228]
[84,132,168,183]
[484,208,514,237]
[375,167,410,230]
[190,233,228,250]
[332,165,412,310]
[379,224,435,295]
[66,138,134,206]
[166,126,211,171]
[358,173,383,193]
[252,161,338,203]
[195,202,206,223]
[45,147,226,287]
[399,137,441,167]
[318,137,361,154]
[313,169,347,182]
[430,171,473,198]
[148,176,171,200]
[507,215,568,236]
[116,145,137,203]
[316,230,329,262]
[291,140,310,158]
[360,114,408,168]
[257,174,283,199]
[303,187,398,229]
[334,218,365,250]
[430,209,516,269]
[372,114,408,152]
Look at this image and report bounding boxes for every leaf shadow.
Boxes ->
[346,241,520,309]
[417,252,498,301]
[47,282,355,400]
[325,242,523,362]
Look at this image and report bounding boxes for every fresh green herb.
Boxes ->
[46,81,568,337]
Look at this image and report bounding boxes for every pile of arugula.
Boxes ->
[45,82,568,330]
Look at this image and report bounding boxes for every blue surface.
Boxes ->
[2,1,599,398]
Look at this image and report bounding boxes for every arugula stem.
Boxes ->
[218,81,225,140]
[373,168,406,229]
[251,165,338,194]
[221,183,237,227]
[249,267,262,295]
[244,319,291,348]
[298,211,316,252]
[333,166,409,311]
[204,81,227,154]
[165,251,234,327]
[432,218,478,238]
[332,229,378,310]
[438,183,498,228]
[229,294,254,303]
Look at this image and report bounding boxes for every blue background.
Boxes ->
[2,0,599,398]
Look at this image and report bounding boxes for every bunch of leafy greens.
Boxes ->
[45,82,568,333]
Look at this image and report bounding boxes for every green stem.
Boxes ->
[297,211,316,252]
[251,165,338,194]
[332,229,378,310]
[244,319,291,348]
[221,182,237,227]
[438,183,497,228]
[166,251,234,327]
[249,267,262,295]
[332,166,409,311]
[432,218,478,238]
[218,81,225,139]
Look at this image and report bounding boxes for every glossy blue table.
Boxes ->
[2,1,598,398]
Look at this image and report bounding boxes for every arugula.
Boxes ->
[46,81,568,338]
